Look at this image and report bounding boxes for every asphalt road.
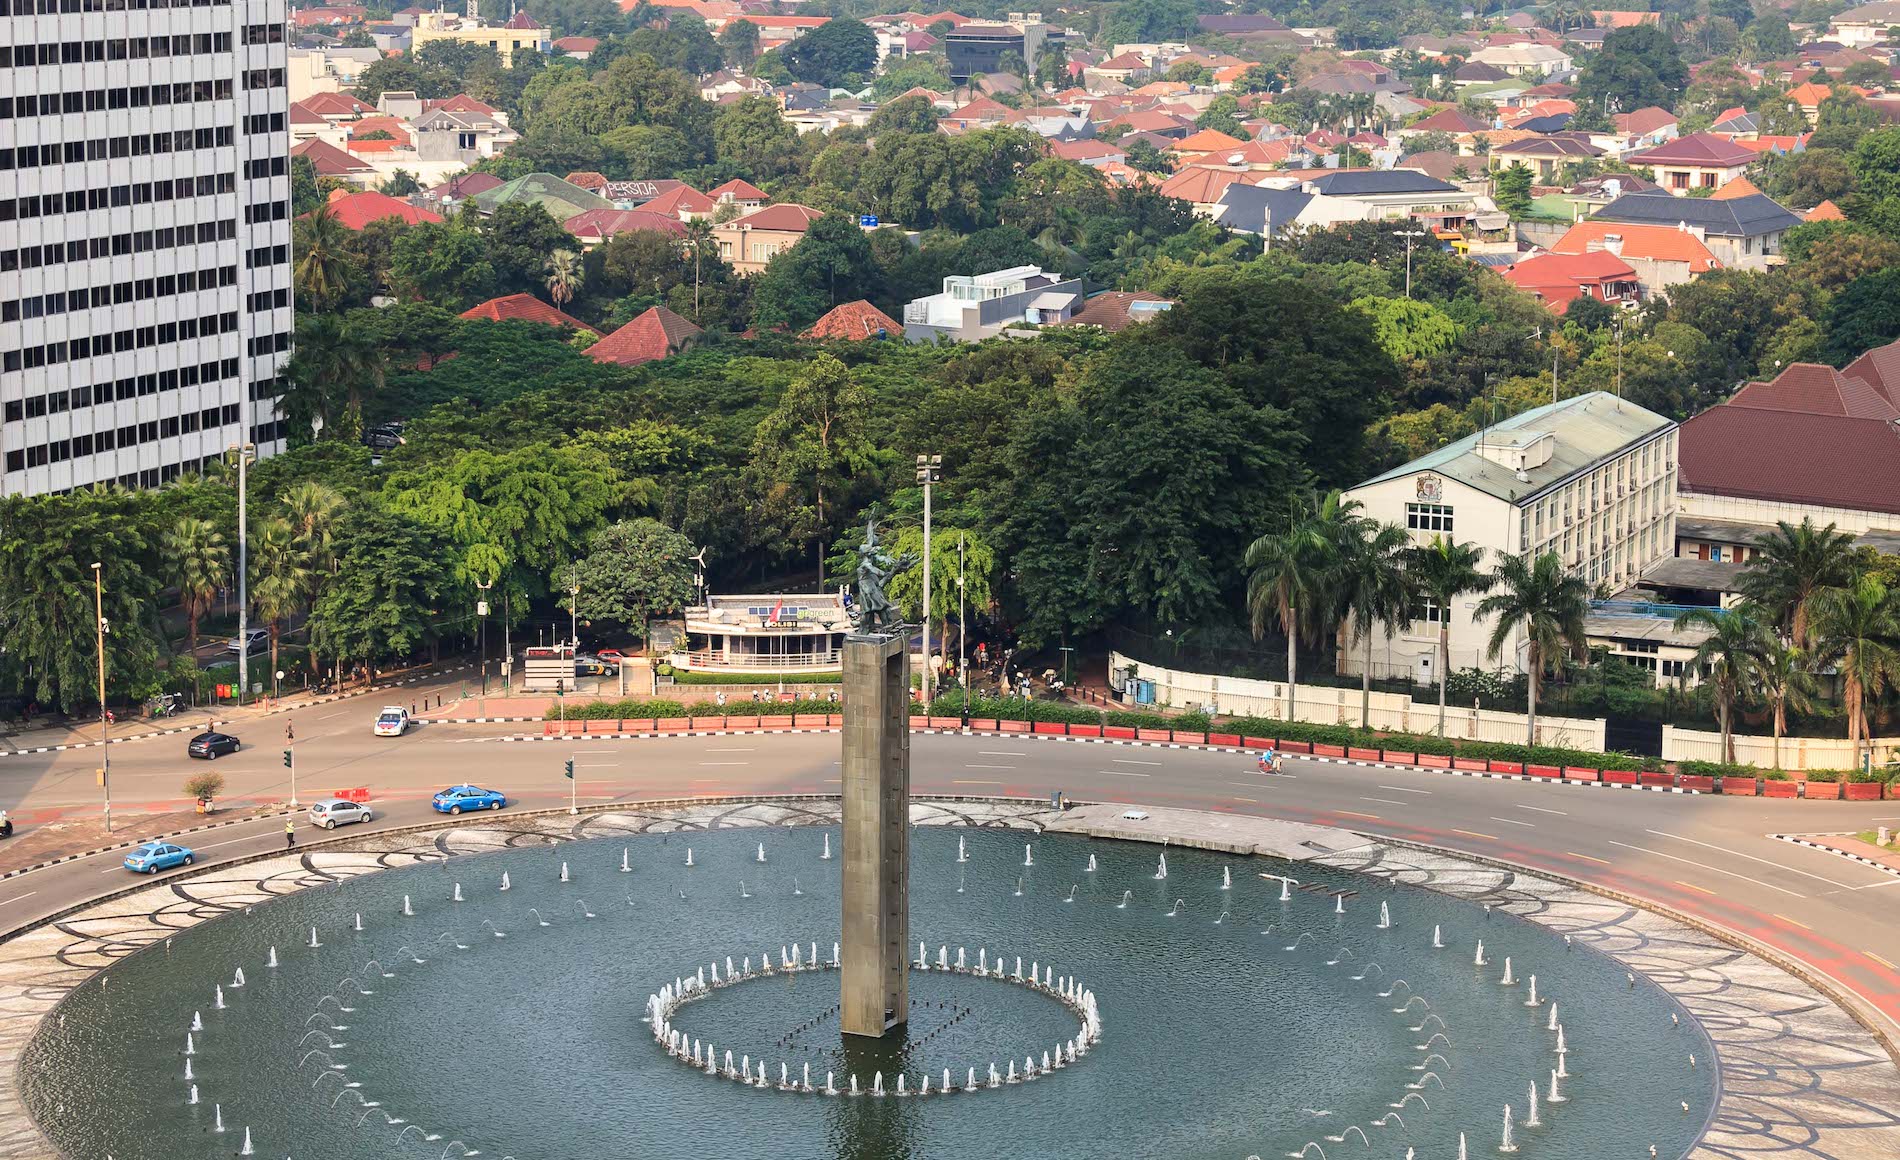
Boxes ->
[3,702,1898,1041]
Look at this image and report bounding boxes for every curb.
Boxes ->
[0,807,300,881]
[0,719,226,756]
[1771,832,1900,880]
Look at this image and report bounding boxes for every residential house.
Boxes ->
[587,306,703,367]
[460,293,601,335]
[708,179,769,211]
[1156,166,1252,215]
[901,265,1089,342]
[288,46,383,103]
[1398,107,1493,140]
[1624,132,1756,193]
[1085,51,1152,88]
[562,208,687,245]
[319,188,443,229]
[1466,43,1573,78]
[1587,106,1679,156]
[469,172,614,222]
[1455,61,1513,85]
[712,204,825,274]
[1049,139,1129,167]
[1279,170,1491,229]
[409,8,549,66]
[1056,290,1174,330]
[290,138,375,185]
[1828,2,1900,48]
[1502,250,1641,313]
[423,171,504,209]
[1550,221,1722,294]
[1490,135,1603,181]
[1590,189,1803,268]
[640,185,718,220]
[552,35,597,59]
[803,300,904,341]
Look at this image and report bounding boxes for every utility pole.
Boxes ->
[915,454,941,705]
[503,588,512,693]
[231,441,255,705]
[1614,317,1624,403]
[91,562,111,834]
[568,567,580,651]
[1396,227,1427,299]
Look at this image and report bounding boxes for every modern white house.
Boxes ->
[669,593,852,674]
[901,266,1089,342]
[1340,392,1679,684]
[1,0,294,495]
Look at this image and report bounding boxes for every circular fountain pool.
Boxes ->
[23,823,1715,1159]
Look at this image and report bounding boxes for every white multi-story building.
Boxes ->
[1341,392,1679,683]
[1,0,293,496]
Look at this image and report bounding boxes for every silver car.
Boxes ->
[307,799,373,829]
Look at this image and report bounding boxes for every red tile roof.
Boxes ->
[320,190,443,230]
[1096,52,1149,70]
[1157,165,1248,204]
[1552,221,1722,271]
[562,208,687,240]
[729,203,823,232]
[1806,199,1846,221]
[1627,131,1756,168]
[1406,107,1492,134]
[565,171,610,191]
[1058,290,1172,331]
[1679,406,1900,516]
[430,93,500,116]
[503,7,539,27]
[802,300,903,340]
[1843,339,1900,410]
[638,185,717,217]
[588,306,703,367]
[1613,106,1677,135]
[553,35,598,51]
[291,138,374,177]
[709,178,769,202]
[1708,175,1763,200]
[1049,138,1126,162]
[1502,250,1638,313]
[300,91,373,117]
[1167,128,1247,153]
[1728,363,1900,420]
[460,293,602,335]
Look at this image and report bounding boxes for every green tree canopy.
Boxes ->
[1575,25,1688,117]
[780,18,877,88]
[571,517,696,637]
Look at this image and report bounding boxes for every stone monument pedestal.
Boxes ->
[840,632,910,1038]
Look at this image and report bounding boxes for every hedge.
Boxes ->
[924,694,1207,733]
[547,696,840,719]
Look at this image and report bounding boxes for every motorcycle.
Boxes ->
[146,693,180,718]
[0,815,13,838]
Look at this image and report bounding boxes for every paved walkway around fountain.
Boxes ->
[2,797,1897,1159]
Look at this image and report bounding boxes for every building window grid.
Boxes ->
[1406,502,1454,532]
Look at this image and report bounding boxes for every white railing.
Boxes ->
[670,649,842,673]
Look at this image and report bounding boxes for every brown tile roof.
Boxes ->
[1806,199,1846,221]
[319,190,442,230]
[1613,106,1677,135]
[587,305,703,367]
[301,91,373,117]
[1679,406,1900,516]
[1627,131,1756,167]
[291,138,373,177]
[709,178,769,202]
[1844,339,1900,409]
[1728,362,1900,420]
[460,293,602,335]
[729,203,823,232]
[639,185,716,217]
[1552,221,1722,270]
[1708,175,1763,200]
[1157,165,1248,204]
[562,208,687,241]
[802,300,903,340]
[1167,128,1247,153]
[1057,290,1172,331]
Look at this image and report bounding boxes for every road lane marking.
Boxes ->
[1489,816,1536,828]
[1225,782,1275,792]
[964,764,1016,770]
[1643,829,1855,888]
[1362,797,1408,806]
[1517,805,1567,815]
[696,762,749,766]
[1231,797,1258,803]
[1452,829,1497,840]
[1869,951,1897,970]
[1566,852,1613,865]
[953,779,1001,785]
[1607,840,1806,898]
[979,751,1026,757]
[0,891,37,907]
[1774,913,1812,931]
[1097,769,1152,778]
[1337,810,1382,820]
[573,750,617,755]
[317,712,343,721]
[1853,879,1900,890]
[1675,880,1718,896]
[1379,785,1432,795]
[1113,759,1162,766]
[580,763,617,768]
[706,748,755,752]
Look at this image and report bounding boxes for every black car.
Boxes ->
[187,731,241,759]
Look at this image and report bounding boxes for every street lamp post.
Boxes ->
[91,562,112,834]
[229,442,255,705]
[475,579,492,701]
[957,533,968,724]
[915,454,941,705]
[568,568,580,651]
[1395,228,1427,299]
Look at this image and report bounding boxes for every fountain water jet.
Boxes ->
[1526,1081,1542,1127]
[1086,854,1097,873]
[500,872,511,891]
[1153,854,1168,880]
[452,883,464,902]
[1117,890,1132,909]
[1378,901,1392,929]
[1222,866,1232,890]
[1433,925,1444,948]
[1500,1104,1518,1152]
[402,896,413,917]
[958,836,968,863]
[821,834,832,860]
[1525,976,1539,1006]
[757,842,766,864]
[213,985,225,1010]
[231,967,245,988]
[1501,957,1516,985]
[1548,1067,1566,1103]
[622,848,632,872]
[1024,843,1035,867]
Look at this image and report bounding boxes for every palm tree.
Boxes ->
[1245,491,1356,722]
[682,220,715,320]
[546,249,584,311]
[281,482,345,681]
[163,517,229,656]
[1334,516,1416,728]
[250,517,312,685]
[1407,535,1488,736]
[1754,637,1817,772]
[280,315,386,440]
[1672,603,1770,765]
[1474,551,1591,746]
[1740,518,1858,648]
[292,203,356,314]
[1811,576,1900,768]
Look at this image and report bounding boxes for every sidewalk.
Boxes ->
[0,801,287,876]
[1797,833,1900,874]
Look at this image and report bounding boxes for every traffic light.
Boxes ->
[283,749,293,769]
[564,759,575,780]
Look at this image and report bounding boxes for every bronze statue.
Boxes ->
[850,511,915,635]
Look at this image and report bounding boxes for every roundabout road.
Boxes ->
[3,713,1898,1043]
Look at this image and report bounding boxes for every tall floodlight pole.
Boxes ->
[957,533,968,723]
[915,454,941,704]
[92,562,112,833]
[476,578,492,699]
[1396,228,1427,299]
[231,442,255,704]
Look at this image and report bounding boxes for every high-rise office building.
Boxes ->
[0,0,293,497]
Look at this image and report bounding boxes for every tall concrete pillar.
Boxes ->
[840,632,909,1037]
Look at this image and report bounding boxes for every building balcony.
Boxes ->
[669,648,842,674]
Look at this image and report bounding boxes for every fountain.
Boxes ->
[1014,877,1024,897]
[756,842,766,864]
[561,861,571,882]
[402,896,413,917]
[1432,925,1444,949]
[213,985,225,1010]
[185,1031,195,1056]
[1222,866,1232,890]
[1334,894,1344,914]
[622,848,632,873]
[213,1104,224,1133]
[1474,940,1487,966]
[1378,901,1391,929]
[1024,843,1035,867]
[308,926,321,948]
[685,848,694,866]
[821,834,832,860]
[1117,890,1132,909]
[501,872,511,891]
[957,867,966,894]
[1501,958,1516,985]
[1065,885,1077,903]
[266,946,278,968]
[1548,1068,1565,1104]
[1555,1024,1569,1055]
[231,967,245,988]
[452,883,464,902]
[187,1085,198,1105]
[1500,1104,1518,1152]
[1526,1081,1542,1127]
[1548,1003,1559,1031]
[1153,854,1168,880]
[1167,899,1184,917]
[239,1126,254,1155]
[958,835,968,863]
[1086,854,1097,873]
[1525,976,1539,1006]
